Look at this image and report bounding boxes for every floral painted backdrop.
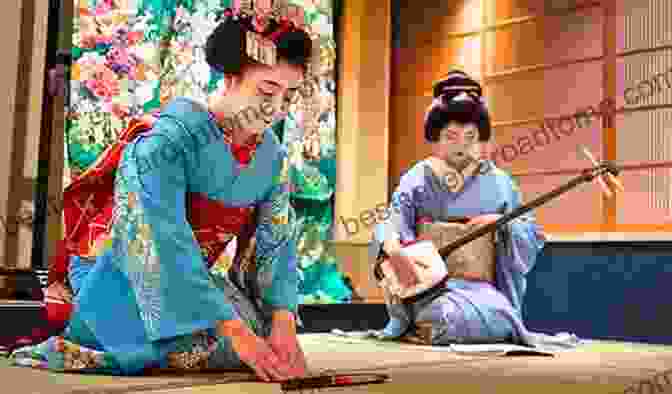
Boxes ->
[66,0,352,303]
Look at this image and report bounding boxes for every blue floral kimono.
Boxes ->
[370,159,551,345]
[11,97,299,375]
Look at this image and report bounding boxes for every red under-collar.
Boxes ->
[210,111,264,167]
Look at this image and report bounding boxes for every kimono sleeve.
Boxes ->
[370,172,419,260]
[254,151,299,313]
[495,174,546,315]
[112,118,236,342]
[501,177,545,275]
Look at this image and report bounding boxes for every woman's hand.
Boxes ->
[268,311,308,379]
[386,251,422,288]
[218,320,290,382]
[467,214,502,227]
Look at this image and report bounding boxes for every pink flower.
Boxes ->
[93,0,114,16]
[417,217,433,225]
[79,34,97,49]
[103,102,130,119]
[85,65,120,101]
[96,34,114,45]
[127,31,143,45]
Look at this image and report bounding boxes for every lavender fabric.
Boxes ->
[369,159,576,349]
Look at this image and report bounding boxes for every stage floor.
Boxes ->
[1,334,672,393]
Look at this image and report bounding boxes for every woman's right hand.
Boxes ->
[218,320,290,382]
[386,251,421,288]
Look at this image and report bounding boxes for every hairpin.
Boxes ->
[245,30,277,66]
[451,92,473,102]
[441,85,481,94]
[229,0,321,74]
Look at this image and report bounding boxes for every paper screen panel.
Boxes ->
[399,0,482,49]
[488,60,603,125]
[490,110,602,174]
[429,35,483,86]
[489,116,602,226]
[400,35,482,97]
[615,109,672,224]
[494,0,540,22]
[616,48,672,109]
[488,5,603,74]
[616,0,672,54]
[516,172,603,225]
[493,0,591,22]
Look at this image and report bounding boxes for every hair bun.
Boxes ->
[204,17,245,73]
[204,16,312,73]
[433,70,483,99]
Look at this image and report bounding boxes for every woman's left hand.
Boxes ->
[467,214,502,227]
[268,311,308,379]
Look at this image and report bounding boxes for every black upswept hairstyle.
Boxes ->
[424,70,491,142]
[204,15,313,74]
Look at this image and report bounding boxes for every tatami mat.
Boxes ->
[2,333,672,393]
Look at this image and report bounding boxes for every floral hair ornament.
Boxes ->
[231,0,321,75]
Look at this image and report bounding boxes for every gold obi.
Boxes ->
[418,221,496,283]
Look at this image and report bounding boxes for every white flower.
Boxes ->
[190,60,212,88]
[130,43,156,65]
[135,80,158,104]
[289,141,305,169]
[311,14,331,36]
[180,8,219,47]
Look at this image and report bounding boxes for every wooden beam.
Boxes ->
[618,43,672,58]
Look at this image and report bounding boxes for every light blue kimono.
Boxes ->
[370,158,547,345]
[11,98,299,375]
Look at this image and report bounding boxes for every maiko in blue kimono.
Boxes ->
[11,4,321,381]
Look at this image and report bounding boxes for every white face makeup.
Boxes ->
[432,121,481,166]
[213,60,303,137]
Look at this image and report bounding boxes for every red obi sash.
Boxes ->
[47,117,258,327]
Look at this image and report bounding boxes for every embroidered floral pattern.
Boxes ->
[10,336,115,372]
[112,170,163,339]
[210,244,236,278]
[166,331,218,371]
[209,111,265,167]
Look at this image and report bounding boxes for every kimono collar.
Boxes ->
[209,111,265,167]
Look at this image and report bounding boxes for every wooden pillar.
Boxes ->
[602,0,617,228]
[0,0,51,272]
[331,0,391,302]
[42,0,71,272]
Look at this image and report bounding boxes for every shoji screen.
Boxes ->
[391,0,672,238]
[615,0,672,229]
[485,1,606,231]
